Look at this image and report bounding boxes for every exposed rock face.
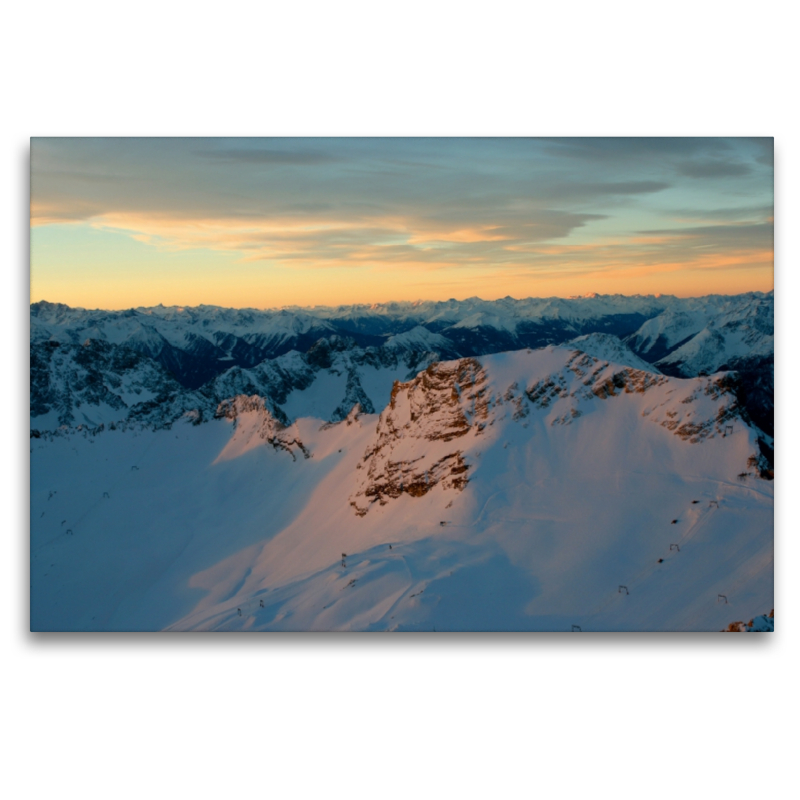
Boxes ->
[215,395,309,460]
[501,351,670,419]
[495,349,744,444]
[349,358,488,516]
[556,351,747,445]
[330,369,376,421]
[589,367,666,400]
[349,346,768,517]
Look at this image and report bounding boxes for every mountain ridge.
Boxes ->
[30,291,774,442]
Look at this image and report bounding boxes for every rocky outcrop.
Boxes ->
[330,369,376,421]
[215,395,309,459]
[349,359,488,516]
[528,351,745,444]
[644,373,748,444]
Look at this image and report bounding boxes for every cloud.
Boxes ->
[31,138,768,234]
[545,180,670,199]
[595,181,670,194]
[636,222,773,250]
[82,205,606,272]
[745,137,774,167]
[74,207,772,297]
[194,147,340,166]
[667,204,773,223]
[538,137,734,162]
[675,160,752,179]
[539,138,771,186]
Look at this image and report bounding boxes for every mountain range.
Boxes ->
[30,291,774,438]
[29,291,774,631]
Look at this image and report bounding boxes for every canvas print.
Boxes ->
[29,138,774,632]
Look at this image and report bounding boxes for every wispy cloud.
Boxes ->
[675,159,752,179]
[666,204,773,223]
[194,147,341,166]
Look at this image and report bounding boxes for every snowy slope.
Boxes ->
[383,325,457,356]
[31,347,772,632]
[567,333,661,373]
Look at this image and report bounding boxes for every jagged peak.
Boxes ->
[214,394,308,461]
[568,332,662,374]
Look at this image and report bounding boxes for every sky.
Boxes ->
[30,137,774,309]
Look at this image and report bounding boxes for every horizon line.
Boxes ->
[30,287,775,314]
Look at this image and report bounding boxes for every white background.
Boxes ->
[3,2,796,798]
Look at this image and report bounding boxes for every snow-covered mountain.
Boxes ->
[32,293,773,384]
[205,335,437,425]
[623,292,773,436]
[30,334,438,433]
[30,291,774,438]
[624,292,773,375]
[31,301,343,388]
[30,346,773,632]
[30,339,186,431]
[566,333,661,373]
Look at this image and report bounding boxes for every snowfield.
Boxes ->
[30,346,773,631]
